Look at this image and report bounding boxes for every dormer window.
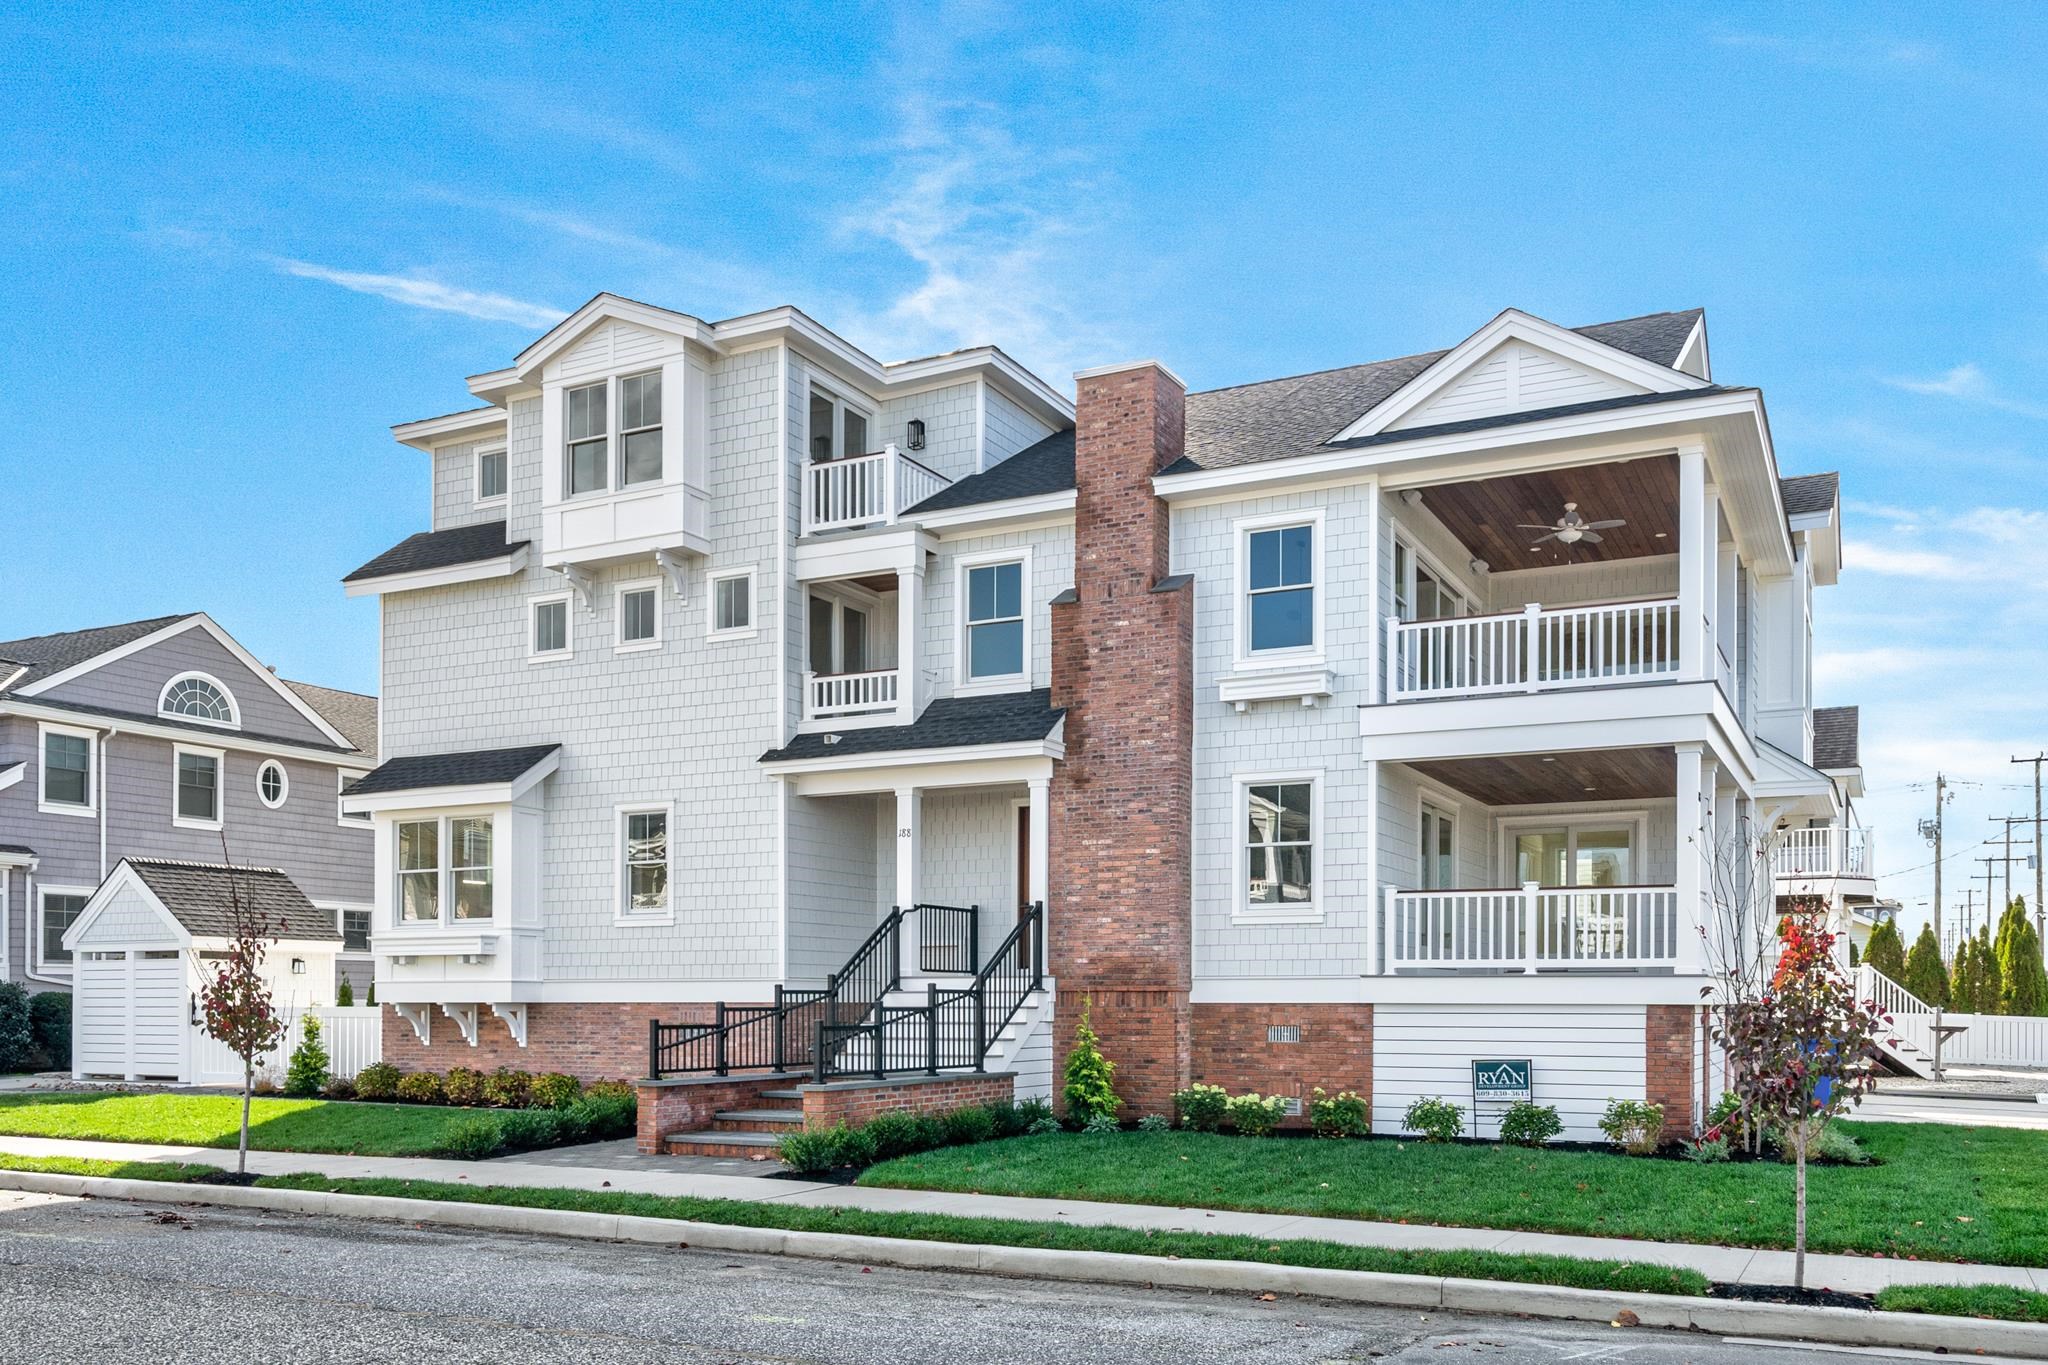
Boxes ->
[159,673,238,728]
[565,381,609,495]
[619,371,662,485]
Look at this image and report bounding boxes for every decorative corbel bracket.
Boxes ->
[655,548,690,601]
[553,563,597,609]
[440,1001,481,1047]
[394,1003,432,1046]
[490,1002,529,1048]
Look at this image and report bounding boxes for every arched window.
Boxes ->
[159,673,238,727]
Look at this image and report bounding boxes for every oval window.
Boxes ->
[257,761,288,809]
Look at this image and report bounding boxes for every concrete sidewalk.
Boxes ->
[0,1132,2037,1297]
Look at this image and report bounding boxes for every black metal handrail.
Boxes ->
[916,902,980,975]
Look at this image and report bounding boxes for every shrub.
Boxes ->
[566,1092,636,1140]
[335,977,354,1008]
[905,1113,947,1152]
[1011,1097,1053,1133]
[585,1079,636,1103]
[1497,1101,1563,1148]
[365,984,376,1006]
[497,1109,566,1152]
[943,1105,997,1146]
[1309,1088,1369,1138]
[435,1113,506,1160]
[1782,1122,1870,1166]
[1081,1111,1122,1135]
[28,992,71,1071]
[1599,1098,1666,1155]
[829,1123,879,1168]
[1683,1136,1732,1164]
[1172,1082,1228,1133]
[1027,1114,1064,1135]
[482,1068,532,1108]
[441,1067,487,1107]
[1136,1113,1171,1133]
[283,1017,331,1098]
[1224,1092,1288,1137]
[1060,998,1120,1126]
[777,1127,841,1173]
[1402,1096,1465,1143]
[395,1071,445,1105]
[549,1103,592,1146]
[0,983,31,1074]
[354,1062,401,1101]
[864,1111,923,1160]
[528,1072,582,1110]
[321,1078,357,1101]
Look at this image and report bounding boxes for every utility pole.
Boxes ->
[1919,774,1950,943]
[2017,754,2046,928]
[1979,857,1999,930]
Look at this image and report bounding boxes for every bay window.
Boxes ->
[619,371,663,485]
[394,814,497,926]
[451,817,494,920]
[565,381,609,495]
[397,819,440,922]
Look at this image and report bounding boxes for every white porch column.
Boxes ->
[894,784,922,978]
[895,557,925,725]
[1676,445,1707,680]
[1026,776,1050,909]
[1716,537,1738,694]
[1674,742,1708,974]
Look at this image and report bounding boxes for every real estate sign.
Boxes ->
[1471,1059,1533,1103]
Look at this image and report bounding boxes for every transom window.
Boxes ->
[565,381,609,495]
[808,386,870,462]
[1246,523,1315,654]
[395,815,495,925]
[476,447,508,503]
[41,728,92,810]
[1244,780,1314,908]
[40,891,88,968]
[965,561,1025,682]
[174,747,222,828]
[621,807,671,919]
[619,371,662,485]
[160,674,237,727]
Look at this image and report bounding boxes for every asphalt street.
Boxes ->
[0,1189,1932,1364]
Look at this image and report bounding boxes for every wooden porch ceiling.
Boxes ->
[1410,747,1677,806]
[1406,453,1678,573]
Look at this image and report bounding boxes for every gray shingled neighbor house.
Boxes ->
[0,613,377,1077]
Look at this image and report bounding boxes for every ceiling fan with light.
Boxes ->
[1518,502,1624,551]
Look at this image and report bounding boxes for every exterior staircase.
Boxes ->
[664,1087,808,1158]
[1858,962,1952,1079]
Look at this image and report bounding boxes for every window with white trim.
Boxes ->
[1243,779,1314,911]
[964,560,1026,684]
[1392,536,1467,622]
[1510,822,1636,888]
[619,805,672,920]
[450,817,493,920]
[619,371,662,485]
[393,814,496,925]
[173,746,223,829]
[564,381,609,495]
[340,907,372,953]
[39,890,88,969]
[1243,520,1317,657]
[257,760,288,809]
[1419,801,1456,890]
[530,594,572,660]
[475,447,508,504]
[396,819,440,922]
[708,569,754,637]
[40,726,93,812]
[616,581,661,650]
[160,673,238,727]
[337,772,371,826]
[808,385,870,462]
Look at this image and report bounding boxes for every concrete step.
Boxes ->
[758,1088,805,1101]
[712,1108,804,1130]
[663,1130,784,1159]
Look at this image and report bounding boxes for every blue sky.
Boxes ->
[3,4,2044,935]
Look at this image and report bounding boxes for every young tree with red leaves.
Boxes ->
[198,859,286,1174]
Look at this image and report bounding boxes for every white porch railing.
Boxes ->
[806,668,900,719]
[803,444,952,534]
[1386,598,1682,702]
[1385,884,1682,971]
[1774,827,1873,879]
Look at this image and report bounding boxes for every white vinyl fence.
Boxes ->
[191,1006,384,1088]
[1893,1011,2048,1070]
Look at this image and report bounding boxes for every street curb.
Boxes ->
[4,1170,2046,1359]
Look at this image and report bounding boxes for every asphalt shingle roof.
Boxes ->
[1780,472,1840,517]
[0,614,197,694]
[760,690,1064,763]
[342,521,527,584]
[0,843,33,858]
[283,679,379,759]
[1813,706,1860,770]
[346,743,561,796]
[127,859,341,942]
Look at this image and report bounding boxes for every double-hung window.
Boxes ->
[396,819,440,922]
[340,908,372,953]
[964,559,1026,685]
[1242,778,1315,913]
[173,745,223,829]
[619,805,672,921]
[394,815,496,925]
[619,372,662,485]
[39,890,88,969]
[565,381,609,495]
[451,817,493,920]
[40,726,93,814]
[1243,520,1317,657]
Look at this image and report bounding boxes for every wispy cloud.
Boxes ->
[1842,539,1974,580]
[1882,361,2048,418]
[272,258,562,327]
[1710,29,1942,72]
[1814,646,1927,689]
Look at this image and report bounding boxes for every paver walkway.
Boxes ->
[0,1132,2037,1297]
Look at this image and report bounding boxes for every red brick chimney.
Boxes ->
[1049,359,1194,1118]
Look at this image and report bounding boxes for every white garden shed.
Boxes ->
[64,857,343,1085]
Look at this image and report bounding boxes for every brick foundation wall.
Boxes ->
[636,1074,800,1154]
[381,1001,736,1083]
[1049,361,1196,1120]
[1190,1004,1372,1128]
[1645,1004,1699,1140]
[798,1073,1016,1129]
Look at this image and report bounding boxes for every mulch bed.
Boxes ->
[1709,1281,1874,1311]
[186,1170,262,1186]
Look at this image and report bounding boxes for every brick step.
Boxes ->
[663,1130,784,1159]
[712,1108,805,1130]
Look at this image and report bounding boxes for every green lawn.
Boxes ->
[0,1093,487,1158]
[1876,1283,2048,1323]
[858,1122,2048,1268]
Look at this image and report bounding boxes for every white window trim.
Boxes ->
[614,578,664,654]
[529,591,574,663]
[157,671,241,729]
[1232,508,1326,670]
[473,445,508,508]
[337,771,372,830]
[36,721,97,818]
[1418,796,1458,891]
[1233,768,1324,925]
[1495,810,1652,888]
[614,801,677,926]
[171,742,226,831]
[1390,528,1478,623]
[390,810,500,930]
[33,884,96,977]
[706,567,758,640]
[562,378,612,501]
[955,546,1034,696]
[256,759,289,810]
[617,369,665,488]
[807,382,878,463]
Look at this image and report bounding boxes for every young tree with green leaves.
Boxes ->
[1902,922,1950,1008]
[1997,898,2048,1016]
[1862,917,1906,981]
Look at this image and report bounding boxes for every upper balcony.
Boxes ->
[804,445,952,536]
[1773,826,1873,882]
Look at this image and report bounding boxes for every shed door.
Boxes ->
[130,952,186,1079]
[73,951,131,1076]
[74,950,185,1082]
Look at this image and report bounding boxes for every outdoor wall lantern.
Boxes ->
[907,418,926,450]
